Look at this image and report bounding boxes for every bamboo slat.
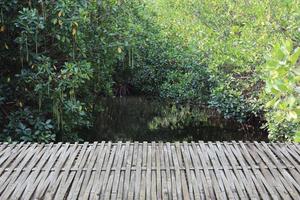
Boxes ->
[0,142,300,199]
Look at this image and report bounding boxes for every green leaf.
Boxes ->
[265,99,275,108]
[294,131,300,142]
[293,66,300,75]
[285,39,293,52]
[287,111,297,121]
[287,96,296,107]
[290,47,300,65]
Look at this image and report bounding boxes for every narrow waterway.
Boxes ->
[81,96,267,142]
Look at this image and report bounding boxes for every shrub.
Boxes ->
[262,40,300,141]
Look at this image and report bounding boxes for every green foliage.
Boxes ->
[2,107,55,143]
[0,0,300,142]
[209,83,261,122]
[145,0,300,142]
[262,40,300,141]
[160,71,209,102]
[149,0,300,122]
[1,0,148,141]
[149,105,208,130]
[31,57,93,132]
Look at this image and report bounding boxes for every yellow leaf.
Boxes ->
[0,25,5,32]
[58,11,63,17]
[117,47,122,53]
[72,28,77,36]
[4,43,8,49]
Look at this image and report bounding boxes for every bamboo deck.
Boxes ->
[0,141,300,199]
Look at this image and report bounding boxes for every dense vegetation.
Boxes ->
[0,0,299,142]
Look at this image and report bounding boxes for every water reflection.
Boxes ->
[81,96,265,142]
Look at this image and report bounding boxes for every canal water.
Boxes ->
[81,96,267,142]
